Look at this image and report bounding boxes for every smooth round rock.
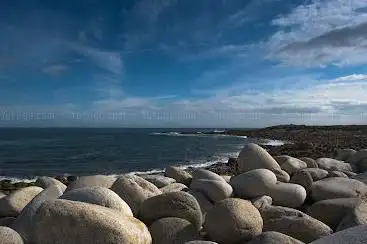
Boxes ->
[309,224,367,244]
[66,175,116,192]
[299,157,318,168]
[60,187,133,216]
[35,176,66,192]
[139,191,202,230]
[141,175,176,188]
[32,199,151,244]
[311,177,367,202]
[149,217,201,244]
[273,169,291,182]
[337,201,367,231]
[110,175,162,215]
[290,171,313,194]
[336,149,357,161]
[192,169,226,182]
[190,179,233,202]
[280,157,308,176]
[221,175,232,183]
[328,171,349,178]
[0,186,43,217]
[204,198,263,244]
[259,205,305,221]
[160,183,188,193]
[0,226,24,244]
[165,166,192,186]
[187,190,213,224]
[317,158,353,172]
[246,231,305,244]
[271,183,306,208]
[252,196,272,209]
[301,168,329,181]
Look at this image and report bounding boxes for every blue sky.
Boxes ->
[1,0,367,127]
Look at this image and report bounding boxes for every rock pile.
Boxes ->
[1,143,367,243]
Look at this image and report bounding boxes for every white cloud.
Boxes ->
[42,65,68,75]
[332,74,367,82]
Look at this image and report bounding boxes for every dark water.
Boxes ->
[0,128,256,178]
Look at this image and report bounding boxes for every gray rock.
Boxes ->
[35,176,67,192]
[192,169,226,182]
[299,157,318,168]
[204,198,263,244]
[149,217,201,244]
[11,186,63,242]
[60,187,133,216]
[335,149,357,161]
[280,157,308,176]
[187,190,213,224]
[273,169,291,182]
[290,170,313,194]
[139,191,202,230]
[0,186,43,217]
[160,183,188,193]
[0,226,24,244]
[165,166,192,185]
[309,224,367,244]
[300,168,329,181]
[252,196,272,209]
[66,175,116,192]
[308,198,362,230]
[337,200,367,231]
[259,205,305,221]
[190,179,233,202]
[342,171,357,177]
[110,175,162,215]
[32,199,151,244]
[141,175,176,188]
[328,171,349,178]
[246,231,305,244]
[221,175,232,183]
[317,158,353,172]
[0,217,15,227]
[311,177,367,202]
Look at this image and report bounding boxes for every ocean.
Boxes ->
[0,128,283,181]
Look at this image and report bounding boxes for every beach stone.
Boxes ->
[311,177,367,202]
[337,200,367,231]
[160,183,188,193]
[221,175,232,183]
[35,176,66,192]
[308,198,362,230]
[187,190,213,224]
[192,169,226,182]
[165,166,192,185]
[274,155,293,165]
[11,186,64,242]
[273,169,291,182]
[343,171,358,177]
[299,157,318,168]
[328,171,349,178]
[0,226,24,244]
[309,224,367,244]
[141,175,176,188]
[110,174,162,215]
[139,191,202,230]
[317,158,354,172]
[0,217,15,227]
[259,205,305,221]
[0,186,43,217]
[280,157,308,176]
[252,196,272,209]
[290,170,313,194]
[270,183,306,208]
[263,213,332,243]
[149,217,201,244]
[66,175,116,192]
[246,231,305,244]
[204,198,263,244]
[336,149,357,161]
[32,199,151,244]
[347,149,367,165]
[60,186,133,216]
[301,168,329,181]
[190,179,233,202]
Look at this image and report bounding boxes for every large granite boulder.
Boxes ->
[309,224,367,244]
[35,176,66,192]
[299,157,318,168]
[186,190,213,224]
[0,226,24,244]
[60,187,133,216]
[316,158,354,172]
[311,177,367,202]
[140,175,176,188]
[190,179,233,202]
[252,196,272,209]
[139,191,202,230]
[328,171,349,178]
[278,156,307,176]
[246,231,305,244]
[204,198,263,244]
[300,168,329,181]
[110,175,162,215]
[192,169,226,182]
[66,175,116,192]
[290,170,313,195]
[32,199,151,244]
[0,186,43,217]
[149,217,201,244]
[337,200,367,231]
[160,183,188,193]
[165,166,192,185]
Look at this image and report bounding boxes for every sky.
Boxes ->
[1,0,367,128]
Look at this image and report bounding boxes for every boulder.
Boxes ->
[279,157,308,176]
[60,187,133,216]
[141,175,176,188]
[35,176,66,192]
[32,199,151,244]
[0,226,24,244]
[204,198,263,244]
[192,169,226,182]
[259,205,305,221]
[328,171,348,178]
[246,231,305,244]
[11,186,64,242]
[311,177,367,202]
[149,217,201,244]
[66,175,116,192]
[230,169,306,208]
[309,224,367,244]
[308,198,362,230]
[337,200,367,231]
[273,169,291,182]
[160,183,188,193]
[317,158,353,172]
[290,170,313,194]
[190,179,233,202]
[139,191,202,230]
[0,217,15,227]
[221,175,232,183]
[187,190,213,224]
[336,149,357,161]
[110,175,162,215]
[300,168,329,181]
[299,157,318,168]
[252,196,272,209]
[0,186,43,217]
[165,166,192,185]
